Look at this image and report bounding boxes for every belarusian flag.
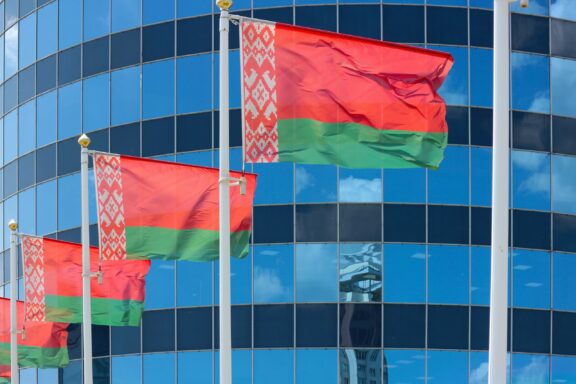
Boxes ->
[241,19,453,169]
[0,298,69,369]
[93,154,257,261]
[21,237,150,326]
[0,365,9,383]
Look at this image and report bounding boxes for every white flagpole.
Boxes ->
[78,134,93,384]
[8,219,19,384]
[217,1,233,383]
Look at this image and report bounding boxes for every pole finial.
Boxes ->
[520,0,528,7]
[216,0,233,11]
[78,134,91,148]
[8,220,17,231]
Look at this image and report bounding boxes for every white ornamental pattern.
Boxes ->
[242,20,280,163]
[94,154,127,261]
[22,236,46,322]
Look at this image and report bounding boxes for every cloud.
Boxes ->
[5,26,18,73]
[513,355,548,384]
[552,156,576,214]
[254,266,290,302]
[295,167,314,195]
[470,362,488,384]
[339,176,381,202]
[297,244,337,299]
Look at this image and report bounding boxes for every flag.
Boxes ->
[21,237,150,326]
[0,298,69,369]
[94,154,257,261]
[0,365,9,383]
[241,19,454,169]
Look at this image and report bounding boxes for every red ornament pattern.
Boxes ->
[22,236,46,322]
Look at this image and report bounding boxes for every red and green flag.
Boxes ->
[21,236,150,326]
[241,19,454,169]
[0,365,9,383]
[0,298,69,369]
[93,154,257,261]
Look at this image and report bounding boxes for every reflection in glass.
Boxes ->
[431,45,468,106]
[340,349,381,384]
[112,66,141,125]
[38,369,58,384]
[551,57,576,118]
[383,243,425,303]
[511,354,549,384]
[384,350,425,383]
[37,181,57,236]
[177,0,212,17]
[19,187,35,236]
[254,245,293,303]
[470,48,493,107]
[512,249,550,309]
[553,155,576,215]
[18,100,35,155]
[177,54,212,114]
[178,352,211,384]
[5,24,18,78]
[511,53,550,113]
[339,168,382,203]
[295,164,337,203]
[470,352,489,384]
[471,246,490,305]
[295,243,337,302]
[553,252,576,311]
[427,350,468,383]
[214,350,252,383]
[19,368,36,384]
[37,2,57,59]
[552,356,576,384]
[512,150,550,210]
[296,349,337,384]
[18,13,36,70]
[59,0,82,50]
[143,353,175,384]
[253,162,294,204]
[37,91,57,147]
[84,0,110,41]
[144,0,174,25]
[214,248,252,305]
[83,74,110,133]
[429,245,469,304]
[57,173,80,230]
[340,243,382,302]
[112,0,141,33]
[511,0,548,15]
[551,0,576,21]
[176,259,211,307]
[428,146,469,205]
[60,360,82,384]
[383,168,425,203]
[214,51,241,109]
[254,349,293,384]
[58,82,82,140]
[471,147,492,207]
[146,260,175,309]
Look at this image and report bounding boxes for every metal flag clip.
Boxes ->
[219,176,247,196]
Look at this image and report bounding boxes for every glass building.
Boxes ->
[0,0,575,382]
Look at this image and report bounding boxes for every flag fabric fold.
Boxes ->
[241,19,454,169]
[0,365,9,383]
[93,154,257,262]
[21,236,150,326]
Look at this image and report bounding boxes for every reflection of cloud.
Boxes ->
[525,282,543,288]
[519,172,549,195]
[552,156,576,214]
[513,152,549,196]
[513,0,547,15]
[254,266,290,302]
[411,253,426,260]
[513,356,548,384]
[552,58,576,116]
[528,92,550,113]
[551,0,576,21]
[514,264,532,271]
[259,250,279,256]
[5,26,18,74]
[297,244,336,299]
[513,152,546,172]
[295,167,313,195]
[470,362,488,384]
[340,176,381,202]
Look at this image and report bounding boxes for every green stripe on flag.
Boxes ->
[0,343,68,369]
[45,296,145,326]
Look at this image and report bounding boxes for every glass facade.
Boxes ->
[0,0,575,383]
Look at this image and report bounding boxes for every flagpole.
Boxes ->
[8,220,19,384]
[78,134,93,384]
[488,0,514,382]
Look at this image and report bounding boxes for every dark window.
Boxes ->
[551,19,576,59]
[253,205,294,243]
[383,304,425,348]
[429,205,469,245]
[470,9,493,48]
[295,5,337,32]
[471,108,493,147]
[511,14,549,55]
[512,210,551,250]
[18,64,35,103]
[512,309,550,353]
[471,207,491,246]
[92,325,110,357]
[57,137,81,176]
[553,116,576,156]
[58,45,82,85]
[58,228,81,243]
[143,310,175,352]
[90,224,99,247]
[471,306,489,350]
[93,358,110,384]
[446,106,469,145]
[19,0,35,17]
[214,110,242,148]
[36,55,57,94]
[382,5,424,43]
[296,204,337,242]
[339,204,381,242]
[213,10,250,51]
[67,324,82,360]
[177,16,212,55]
[296,304,337,348]
[142,117,175,157]
[177,307,212,350]
[214,305,252,349]
[84,36,110,77]
[143,22,175,62]
[513,111,550,151]
[89,129,110,153]
[36,144,57,183]
[427,7,467,45]
[111,326,141,355]
[111,123,141,156]
[383,204,425,243]
[3,161,17,197]
[177,113,212,152]
[553,214,576,253]
[428,305,469,350]
[553,311,576,355]
[4,75,18,113]
[253,7,293,24]
[340,303,381,348]
[339,5,380,39]
[18,152,35,190]
[254,304,294,348]
[111,29,140,70]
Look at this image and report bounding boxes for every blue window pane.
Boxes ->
[146,260,175,309]
[470,48,493,107]
[178,352,211,384]
[20,368,36,384]
[511,0,548,15]
[552,154,576,214]
[552,356,576,383]
[385,350,425,383]
[176,151,213,167]
[383,244,425,303]
[254,350,293,384]
[4,110,17,163]
[296,243,337,302]
[511,354,549,384]
[339,168,382,203]
[512,150,550,210]
[177,0,212,17]
[37,91,57,147]
[512,249,550,309]
[0,35,4,83]
[84,0,110,41]
[112,0,141,32]
[551,57,576,118]
[112,66,141,125]
[144,353,175,384]
[83,73,110,133]
[254,0,292,7]
[471,147,492,207]
[143,60,174,119]
[296,349,337,384]
[295,164,337,203]
[58,82,82,140]
[383,168,425,203]
[38,369,58,384]
[19,13,36,69]
[431,45,468,106]
[37,181,57,235]
[144,0,174,25]
[470,352,489,384]
[58,173,80,230]
[551,0,576,21]
[471,246,491,305]
[254,163,294,204]
[19,187,35,236]
[428,146,469,205]
[340,350,381,384]
[254,244,294,304]
[177,54,212,114]
[112,355,141,384]
[340,243,382,302]
[553,252,576,311]
[215,51,241,109]
[214,350,252,383]
[4,195,16,246]
[176,259,211,307]
[511,53,550,113]
[18,100,35,155]
[427,351,468,383]
[230,249,252,304]
[38,2,57,59]
[429,245,469,304]
[59,0,81,50]
[5,24,18,78]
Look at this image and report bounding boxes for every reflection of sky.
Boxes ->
[428,245,469,304]
[296,243,338,302]
[553,155,576,215]
[471,247,491,305]
[511,0,548,15]
[295,164,337,203]
[551,0,576,21]
[385,350,425,383]
[552,356,576,383]
[551,57,576,118]
[428,146,469,205]
[470,48,493,107]
[5,24,18,78]
[146,260,175,309]
[384,168,425,203]
[427,351,468,383]
[339,169,382,202]
[296,349,337,384]
[383,244,426,303]
[432,45,468,106]
[471,147,492,207]
[512,250,550,309]
[512,150,551,210]
[254,162,294,204]
[340,243,382,302]
[178,352,211,383]
[470,352,489,384]
[553,252,576,311]
[511,354,549,384]
[254,245,293,303]
[512,53,550,113]
[144,353,175,384]
[254,350,293,384]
